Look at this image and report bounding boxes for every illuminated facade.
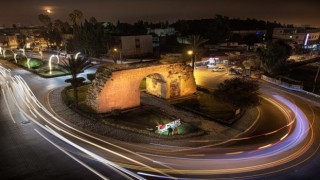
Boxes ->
[273,27,320,46]
[86,63,196,113]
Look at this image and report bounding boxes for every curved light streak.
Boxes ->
[27,58,31,69]
[0,65,175,179]
[0,63,316,179]
[39,51,43,60]
[0,66,146,180]
[48,55,60,74]
[75,52,81,60]
[13,53,18,63]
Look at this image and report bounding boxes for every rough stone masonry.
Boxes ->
[86,63,196,113]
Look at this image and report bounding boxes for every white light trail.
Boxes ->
[35,129,109,180]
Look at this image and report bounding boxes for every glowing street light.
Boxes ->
[113,48,122,64]
[187,50,195,68]
[46,9,52,14]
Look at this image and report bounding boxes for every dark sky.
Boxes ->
[1,0,319,27]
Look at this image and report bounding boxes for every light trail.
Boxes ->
[0,64,176,179]
[0,63,317,179]
[35,129,110,180]
[1,88,16,123]
[0,65,146,180]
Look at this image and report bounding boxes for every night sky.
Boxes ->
[1,0,319,27]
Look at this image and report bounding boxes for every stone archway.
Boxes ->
[143,73,167,98]
[86,63,196,113]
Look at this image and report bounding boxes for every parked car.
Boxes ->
[206,60,216,68]
[207,61,216,68]
[229,67,242,75]
[212,66,225,72]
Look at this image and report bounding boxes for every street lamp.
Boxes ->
[187,50,194,68]
[113,48,122,64]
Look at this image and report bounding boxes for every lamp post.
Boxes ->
[113,48,122,64]
[187,50,194,69]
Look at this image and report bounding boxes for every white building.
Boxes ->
[273,27,320,46]
[114,35,153,57]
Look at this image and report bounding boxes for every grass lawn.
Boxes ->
[4,55,13,60]
[172,91,235,122]
[19,58,43,68]
[38,70,69,77]
[65,83,201,136]
[65,84,96,114]
[107,106,200,135]
[66,84,91,102]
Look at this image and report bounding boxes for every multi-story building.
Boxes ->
[273,27,320,47]
[111,35,153,57]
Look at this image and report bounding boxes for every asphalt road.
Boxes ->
[0,61,320,179]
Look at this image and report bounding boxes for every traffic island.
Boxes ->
[62,85,205,139]
[49,86,260,146]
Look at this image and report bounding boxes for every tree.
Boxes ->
[258,40,292,76]
[213,78,260,111]
[67,19,106,57]
[187,35,208,69]
[69,10,83,27]
[54,19,64,32]
[242,58,260,70]
[61,55,92,108]
[89,17,97,25]
[38,14,52,29]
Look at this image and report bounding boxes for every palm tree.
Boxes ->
[61,55,92,108]
[187,35,208,69]
[54,19,64,32]
[69,10,83,26]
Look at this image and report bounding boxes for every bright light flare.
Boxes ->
[48,55,60,75]
[75,52,81,60]
[27,58,30,69]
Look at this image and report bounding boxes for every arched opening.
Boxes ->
[139,73,167,99]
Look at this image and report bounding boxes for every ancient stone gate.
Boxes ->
[86,63,196,113]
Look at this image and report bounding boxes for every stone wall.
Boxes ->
[146,74,166,98]
[86,63,197,113]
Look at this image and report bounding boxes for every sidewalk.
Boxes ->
[48,87,260,147]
